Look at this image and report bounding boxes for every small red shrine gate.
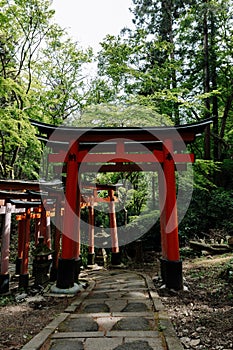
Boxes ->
[32,118,212,290]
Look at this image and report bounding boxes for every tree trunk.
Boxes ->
[203,0,211,160]
[210,12,220,161]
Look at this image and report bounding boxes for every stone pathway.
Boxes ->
[22,269,184,350]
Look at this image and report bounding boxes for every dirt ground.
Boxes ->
[0,253,232,350]
[0,292,75,350]
[153,254,233,350]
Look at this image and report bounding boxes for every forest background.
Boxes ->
[0,0,233,245]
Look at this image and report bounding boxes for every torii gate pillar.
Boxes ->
[55,141,80,291]
[159,139,183,290]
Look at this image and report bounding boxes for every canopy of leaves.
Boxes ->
[70,103,173,127]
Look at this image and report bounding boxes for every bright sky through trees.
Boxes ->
[51,0,133,51]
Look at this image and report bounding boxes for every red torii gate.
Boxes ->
[32,118,212,291]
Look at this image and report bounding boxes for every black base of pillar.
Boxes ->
[111,252,121,266]
[0,274,10,294]
[87,253,95,265]
[56,258,74,289]
[74,258,82,282]
[49,266,58,282]
[160,258,183,290]
[159,257,167,284]
[15,258,22,275]
[19,274,29,290]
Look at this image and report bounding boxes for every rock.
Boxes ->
[15,293,27,303]
[190,338,201,347]
[181,336,191,345]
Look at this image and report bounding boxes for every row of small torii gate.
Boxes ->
[0,118,212,293]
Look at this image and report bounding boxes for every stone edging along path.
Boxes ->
[21,269,184,350]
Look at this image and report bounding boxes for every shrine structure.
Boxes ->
[30,118,212,291]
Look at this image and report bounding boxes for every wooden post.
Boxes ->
[73,187,81,282]
[158,166,168,283]
[109,189,120,265]
[46,212,51,249]
[40,205,47,243]
[87,202,95,265]
[50,196,62,281]
[19,207,31,290]
[34,208,41,246]
[0,202,12,293]
[56,141,79,289]
[162,139,183,290]
[15,216,25,275]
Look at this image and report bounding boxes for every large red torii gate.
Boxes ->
[32,118,212,291]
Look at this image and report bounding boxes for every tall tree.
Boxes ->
[0,0,94,177]
[96,0,233,160]
[32,28,93,124]
[0,0,55,178]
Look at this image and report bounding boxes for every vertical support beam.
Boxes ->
[109,189,121,266]
[158,166,168,283]
[46,212,51,249]
[50,196,62,281]
[0,202,12,293]
[56,141,79,289]
[19,208,31,290]
[73,185,81,282]
[16,216,25,275]
[40,205,47,243]
[162,139,183,290]
[87,201,95,265]
[34,209,41,246]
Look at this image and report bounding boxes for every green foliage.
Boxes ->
[95,0,233,159]
[71,103,173,127]
[119,210,161,250]
[0,0,93,178]
[0,294,15,306]
[179,187,233,243]
[193,159,221,191]
[33,33,93,124]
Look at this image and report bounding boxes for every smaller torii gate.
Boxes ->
[32,118,212,291]
[80,183,121,266]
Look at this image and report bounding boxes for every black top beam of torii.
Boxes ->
[30,118,212,145]
[30,118,212,172]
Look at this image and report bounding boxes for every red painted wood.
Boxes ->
[61,141,79,260]
[158,168,167,260]
[73,189,81,260]
[21,208,31,275]
[163,139,180,261]
[88,204,95,254]
[50,151,164,164]
[17,218,25,263]
[53,198,62,269]
[0,203,12,275]
[109,190,119,253]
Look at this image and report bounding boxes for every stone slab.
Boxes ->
[125,338,164,349]
[106,331,160,338]
[58,317,99,332]
[51,331,105,338]
[113,340,154,350]
[21,328,53,350]
[112,312,154,317]
[49,339,84,350]
[111,316,152,331]
[85,337,123,350]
